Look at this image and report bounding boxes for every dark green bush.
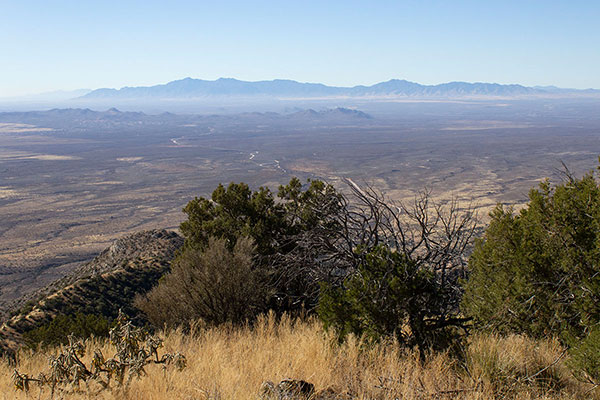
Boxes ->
[462,164,600,387]
[180,182,288,256]
[23,313,111,349]
[569,326,600,384]
[319,245,467,356]
[462,168,600,341]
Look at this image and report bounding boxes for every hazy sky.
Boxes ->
[1,0,599,96]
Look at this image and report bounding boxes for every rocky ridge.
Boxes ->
[0,229,183,355]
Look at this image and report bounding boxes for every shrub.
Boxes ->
[319,244,469,356]
[569,326,600,385]
[23,313,111,349]
[135,236,271,327]
[462,167,600,340]
[315,185,476,356]
[180,182,288,256]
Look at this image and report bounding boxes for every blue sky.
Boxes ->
[1,0,599,96]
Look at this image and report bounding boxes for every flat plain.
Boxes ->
[1,98,599,310]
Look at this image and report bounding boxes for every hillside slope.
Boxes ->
[0,229,182,355]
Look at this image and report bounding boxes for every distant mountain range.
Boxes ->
[80,78,599,100]
[0,106,371,120]
[0,107,373,130]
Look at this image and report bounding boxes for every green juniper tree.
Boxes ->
[463,168,600,339]
[316,186,477,356]
[462,163,600,384]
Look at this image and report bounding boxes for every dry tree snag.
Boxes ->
[277,179,477,352]
[347,181,478,311]
[279,179,477,303]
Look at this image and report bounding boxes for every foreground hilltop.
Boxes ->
[0,230,182,355]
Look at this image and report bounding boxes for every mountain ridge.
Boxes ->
[0,229,183,355]
[0,107,373,126]
[81,77,599,100]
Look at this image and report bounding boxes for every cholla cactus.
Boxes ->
[13,310,186,396]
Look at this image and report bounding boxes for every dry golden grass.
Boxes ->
[1,314,597,399]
